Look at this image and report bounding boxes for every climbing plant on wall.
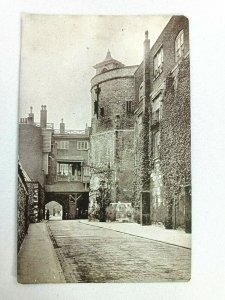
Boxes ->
[160,56,191,229]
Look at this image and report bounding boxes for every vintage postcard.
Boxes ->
[17,15,191,283]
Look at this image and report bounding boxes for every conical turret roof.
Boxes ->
[93,49,124,70]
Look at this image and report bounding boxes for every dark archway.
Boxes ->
[45,192,89,220]
[76,192,89,219]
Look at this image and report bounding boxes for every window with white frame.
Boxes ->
[77,141,89,150]
[57,163,69,175]
[153,47,163,78]
[57,140,69,150]
[83,166,90,177]
[175,30,184,62]
[153,131,160,158]
[152,93,161,124]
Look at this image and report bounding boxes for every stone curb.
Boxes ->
[79,220,191,250]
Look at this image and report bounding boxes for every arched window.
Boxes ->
[153,47,163,78]
[101,67,108,73]
[175,30,184,62]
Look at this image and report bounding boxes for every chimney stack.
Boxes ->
[40,105,47,128]
[85,123,90,135]
[143,30,150,104]
[27,106,34,124]
[141,30,151,193]
[60,118,65,134]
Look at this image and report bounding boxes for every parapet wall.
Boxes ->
[91,65,138,88]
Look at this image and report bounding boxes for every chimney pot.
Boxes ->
[40,105,47,127]
[145,30,149,39]
[60,118,65,134]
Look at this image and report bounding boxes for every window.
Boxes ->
[57,141,69,150]
[83,166,90,177]
[126,100,132,113]
[137,113,143,135]
[153,131,160,158]
[152,109,160,124]
[153,47,163,78]
[101,67,108,73]
[77,141,89,150]
[152,93,161,125]
[57,162,82,181]
[57,163,69,175]
[139,82,144,102]
[100,107,104,117]
[175,30,184,62]
[94,101,98,115]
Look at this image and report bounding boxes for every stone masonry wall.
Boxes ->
[90,129,134,209]
[115,130,134,203]
[91,68,136,133]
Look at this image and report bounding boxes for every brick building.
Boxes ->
[89,16,191,231]
[133,16,191,231]
[89,50,138,218]
[45,119,90,219]
[19,106,90,220]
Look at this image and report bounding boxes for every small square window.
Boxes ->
[57,141,69,150]
[100,107,104,117]
[77,141,89,150]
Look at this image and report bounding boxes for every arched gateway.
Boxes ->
[45,192,89,220]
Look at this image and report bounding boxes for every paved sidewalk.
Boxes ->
[17,222,66,284]
[80,220,191,249]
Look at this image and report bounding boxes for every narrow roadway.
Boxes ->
[47,220,191,283]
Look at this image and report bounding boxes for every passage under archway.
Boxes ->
[45,201,63,221]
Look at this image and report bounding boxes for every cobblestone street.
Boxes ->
[47,220,191,283]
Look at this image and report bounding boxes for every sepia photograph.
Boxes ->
[17,14,191,283]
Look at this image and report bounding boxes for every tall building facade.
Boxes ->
[89,16,191,231]
[133,16,191,230]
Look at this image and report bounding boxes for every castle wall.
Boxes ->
[89,129,134,210]
[91,66,137,133]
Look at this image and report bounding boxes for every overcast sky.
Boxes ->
[19,15,171,130]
